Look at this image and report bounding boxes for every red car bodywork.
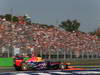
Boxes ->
[13,56,25,70]
[15,59,24,67]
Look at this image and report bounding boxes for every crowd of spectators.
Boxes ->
[0,16,99,57]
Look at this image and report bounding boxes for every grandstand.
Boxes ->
[0,16,100,60]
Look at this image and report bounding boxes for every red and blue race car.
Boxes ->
[13,56,85,71]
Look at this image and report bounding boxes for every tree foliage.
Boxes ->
[12,16,19,22]
[59,19,80,32]
[89,31,96,35]
[5,14,12,21]
[0,15,4,19]
[4,14,19,22]
[40,24,49,28]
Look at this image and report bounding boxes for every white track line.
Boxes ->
[32,73,51,75]
[1,71,100,75]
[50,71,72,74]
[74,71,100,74]
[13,73,30,75]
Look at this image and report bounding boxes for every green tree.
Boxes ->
[89,31,96,35]
[0,15,4,19]
[59,19,80,32]
[5,14,12,21]
[12,16,19,22]
[40,24,49,28]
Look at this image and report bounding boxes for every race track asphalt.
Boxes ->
[1,67,100,75]
[0,67,15,72]
[1,69,100,75]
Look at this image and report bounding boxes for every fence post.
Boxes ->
[87,52,89,59]
[91,52,94,59]
[64,50,66,60]
[70,50,72,59]
[40,50,43,58]
[48,48,51,60]
[57,50,59,60]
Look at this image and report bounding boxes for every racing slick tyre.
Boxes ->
[14,64,21,71]
[21,63,28,71]
[46,61,60,70]
[52,64,60,70]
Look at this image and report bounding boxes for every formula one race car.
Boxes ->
[13,56,69,71]
[13,56,85,71]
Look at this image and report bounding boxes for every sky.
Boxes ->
[0,0,100,32]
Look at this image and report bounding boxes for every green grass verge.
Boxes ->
[0,58,100,67]
[65,59,100,65]
[50,58,100,66]
[0,58,13,67]
[0,57,30,67]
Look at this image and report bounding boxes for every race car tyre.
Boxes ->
[14,65,21,71]
[21,63,28,71]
